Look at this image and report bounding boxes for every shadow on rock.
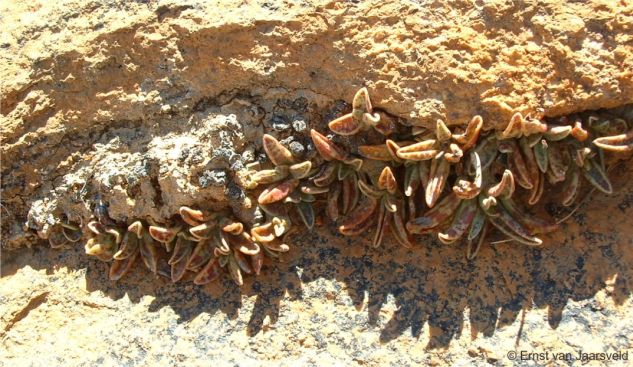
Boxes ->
[2,165,632,349]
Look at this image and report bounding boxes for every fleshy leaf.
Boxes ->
[438,199,477,244]
[194,258,222,285]
[329,113,360,136]
[453,115,483,151]
[258,179,299,205]
[310,129,348,161]
[407,193,461,233]
[425,158,450,207]
[593,129,633,152]
[179,206,206,226]
[297,201,315,229]
[109,251,139,281]
[378,166,397,194]
[396,140,437,161]
[582,158,613,194]
[339,195,378,236]
[359,144,392,161]
[263,134,294,166]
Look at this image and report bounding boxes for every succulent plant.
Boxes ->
[252,134,313,186]
[48,215,82,249]
[253,134,316,229]
[309,129,364,221]
[50,86,632,283]
[327,87,394,135]
[395,116,483,207]
[339,166,412,248]
[75,205,268,286]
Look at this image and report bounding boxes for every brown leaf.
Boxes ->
[109,251,139,281]
[310,129,348,161]
[425,158,450,207]
[258,179,299,205]
[329,113,361,136]
[194,258,222,285]
[339,195,378,235]
[179,206,206,226]
[263,134,294,166]
[378,166,397,194]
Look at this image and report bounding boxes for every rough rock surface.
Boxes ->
[1,0,633,366]
[3,0,633,248]
[2,176,633,365]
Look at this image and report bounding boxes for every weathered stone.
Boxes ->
[0,0,632,365]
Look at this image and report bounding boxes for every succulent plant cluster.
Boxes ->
[250,87,632,260]
[57,206,281,285]
[48,87,632,285]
